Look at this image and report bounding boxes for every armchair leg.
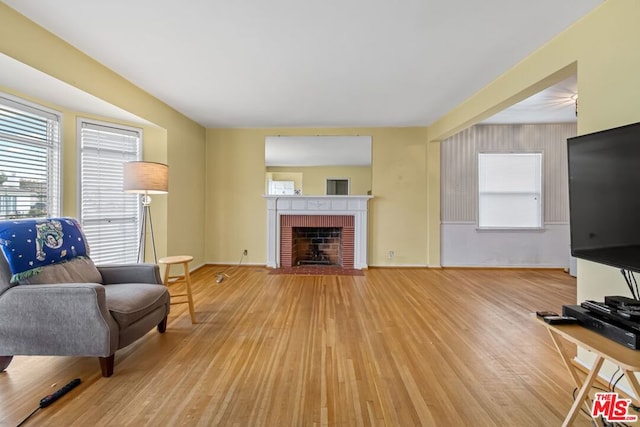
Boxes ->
[0,356,12,372]
[99,355,114,377]
[157,315,168,333]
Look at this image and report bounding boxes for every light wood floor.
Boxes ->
[0,266,592,426]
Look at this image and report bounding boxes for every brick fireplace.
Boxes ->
[280,215,354,268]
[264,195,372,269]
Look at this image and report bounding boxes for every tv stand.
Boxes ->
[537,316,640,426]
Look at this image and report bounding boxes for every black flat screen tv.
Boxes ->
[568,121,640,272]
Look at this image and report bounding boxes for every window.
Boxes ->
[79,120,141,264]
[0,94,61,219]
[326,178,349,195]
[478,153,542,228]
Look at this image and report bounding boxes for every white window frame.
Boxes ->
[478,152,543,229]
[78,118,142,264]
[0,93,62,220]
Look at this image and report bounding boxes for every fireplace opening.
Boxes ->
[292,227,342,266]
[279,214,355,269]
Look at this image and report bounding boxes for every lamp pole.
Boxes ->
[138,192,158,263]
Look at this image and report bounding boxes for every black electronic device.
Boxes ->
[536,310,559,318]
[617,310,640,321]
[605,295,640,309]
[562,305,640,350]
[567,121,640,273]
[543,315,578,325]
[581,300,614,317]
[581,300,640,330]
[39,378,81,407]
[17,378,82,426]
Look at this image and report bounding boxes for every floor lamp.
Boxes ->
[123,161,168,263]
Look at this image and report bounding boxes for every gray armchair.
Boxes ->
[0,218,170,377]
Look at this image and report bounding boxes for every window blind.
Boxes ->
[79,120,141,264]
[478,152,543,228]
[0,95,61,219]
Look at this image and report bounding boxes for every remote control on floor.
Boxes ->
[40,378,81,408]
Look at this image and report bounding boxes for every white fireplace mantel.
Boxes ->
[264,195,373,269]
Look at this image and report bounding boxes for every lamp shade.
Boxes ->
[123,161,169,194]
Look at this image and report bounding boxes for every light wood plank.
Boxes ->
[0,266,593,426]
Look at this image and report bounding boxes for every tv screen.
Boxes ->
[568,121,640,272]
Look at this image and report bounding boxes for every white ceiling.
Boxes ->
[0,53,151,125]
[1,0,600,128]
[483,75,577,124]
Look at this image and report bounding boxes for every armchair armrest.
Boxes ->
[98,263,162,285]
[0,283,118,356]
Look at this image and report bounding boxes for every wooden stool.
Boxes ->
[159,255,196,324]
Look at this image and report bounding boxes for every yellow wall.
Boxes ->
[205,127,428,266]
[4,0,638,283]
[429,0,640,301]
[428,0,640,386]
[0,86,170,262]
[266,166,371,195]
[0,3,207,266]
[204,2,640,272]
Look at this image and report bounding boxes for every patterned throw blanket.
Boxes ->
[0,217,89,282]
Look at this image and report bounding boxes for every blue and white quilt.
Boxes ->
[0,217,89,282]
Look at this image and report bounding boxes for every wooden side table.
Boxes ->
[159,255,196,324]
[537,316,640,426]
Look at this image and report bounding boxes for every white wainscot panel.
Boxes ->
[441,222,570,268]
